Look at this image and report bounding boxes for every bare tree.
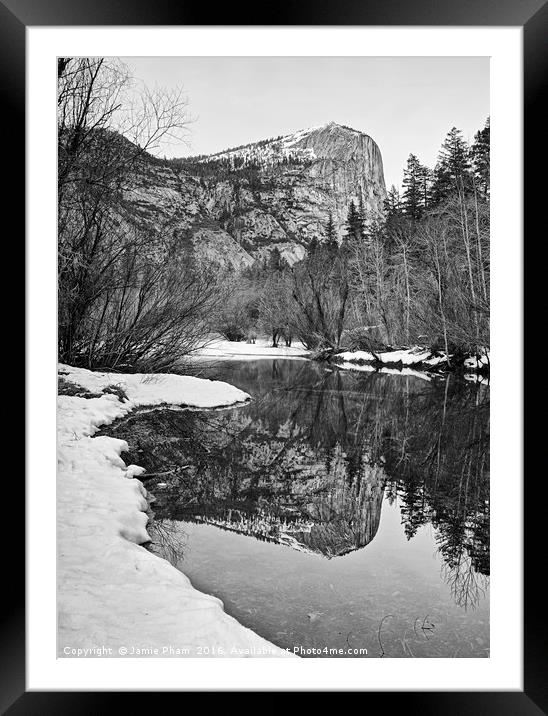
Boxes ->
[57,58,209,372]
[420,217,452,361]
[347,221,392,346]
[391,220,416,346]
[258,271,294,347]
[291,244,349,350]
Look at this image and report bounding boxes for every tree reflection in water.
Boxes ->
[113,359,489,610]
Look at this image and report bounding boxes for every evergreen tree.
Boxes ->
[402,154,425,221]
[417,163,432,211]
[428,163,450,206]
[471,117,490,197]
[383,185,405,240]
[358,194,367,236]
[325,212,338,249]
[344,199,363,241]
[384,185,402,218]
[430,127,471,204]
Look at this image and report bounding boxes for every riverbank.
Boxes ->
[57,363,293,658]
[193,337,310,360]
[330,346,490,379]
[192,338,489,380]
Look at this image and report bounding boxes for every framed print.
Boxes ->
[7,0,545,708]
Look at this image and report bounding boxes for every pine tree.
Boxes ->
[384,185,402,218]
[441,127,471,178]
[471,117,490,197]
[325,212,338,249]
[428,163,450,206]
[402,154,425,221]
[430,127,471,204]
[417,164,432,211]
[358,194,367,236]
[344,200,362,241]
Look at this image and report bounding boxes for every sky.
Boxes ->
[121,56,489,190]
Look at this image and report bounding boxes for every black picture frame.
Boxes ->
[7,0,545,708]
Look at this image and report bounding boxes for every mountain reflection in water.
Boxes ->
[117,359,489,611]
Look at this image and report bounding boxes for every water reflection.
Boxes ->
[116,360,489,608]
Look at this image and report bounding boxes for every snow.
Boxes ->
[58,364,293,658]
[378,349,431,365]
[335,350,376,363]
[282,124,322,148]
[423,354,449,367]
[334,347,448,367]
[464,351,490,370]
[197,125,319,169]
[193,338,310,361]
[59,363,252,409]
[193,123,372,170]
[334,347,490,380]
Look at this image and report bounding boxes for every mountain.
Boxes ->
[126,121,387,268]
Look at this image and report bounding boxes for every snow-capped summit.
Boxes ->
[197,121,378,171]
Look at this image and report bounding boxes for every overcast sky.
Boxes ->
[121,56,489,190]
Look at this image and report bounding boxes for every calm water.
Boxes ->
[114,359,490,658]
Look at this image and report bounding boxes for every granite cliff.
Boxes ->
[126,122,387,268]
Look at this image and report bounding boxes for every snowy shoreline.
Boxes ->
[57,364,294,658]
[192,337,489,379]
[331,346,489,382]
[192,337,310,361]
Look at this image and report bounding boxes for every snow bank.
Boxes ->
[193,337,309,361]
[59,363,252,409]
[335,350,376,363]
[334,347,448,368]
[58,364,293,658]
[377,349,447,367]
[334,347,490,381]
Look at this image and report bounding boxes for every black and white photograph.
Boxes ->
[55,54,492,661]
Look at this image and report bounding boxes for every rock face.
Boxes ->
[126,122,387,267]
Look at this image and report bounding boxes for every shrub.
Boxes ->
[102,384,129,402]
[342,327,389,353]
[58,377,101,399]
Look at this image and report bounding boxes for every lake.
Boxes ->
[113,359,489,658]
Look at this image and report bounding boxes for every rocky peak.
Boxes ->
[288,122,386,193]
[128,122,387,268]
[292,121,380,158]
